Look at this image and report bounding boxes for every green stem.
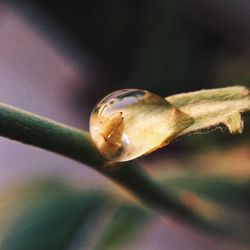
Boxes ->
[0,103,221,232]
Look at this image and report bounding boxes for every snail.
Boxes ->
[90,89,194,162]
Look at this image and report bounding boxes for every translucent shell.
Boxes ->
[89,89,193,162]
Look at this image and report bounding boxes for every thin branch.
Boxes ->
[0,102,227,233]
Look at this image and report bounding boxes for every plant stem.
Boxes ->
[0,102,223,232]
[0,103,104,168]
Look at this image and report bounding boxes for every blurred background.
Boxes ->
[0,1,249,249]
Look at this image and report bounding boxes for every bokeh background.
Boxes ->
[0,1,250,249]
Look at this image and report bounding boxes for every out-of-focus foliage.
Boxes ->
[148,145,250,243]
[162,176,250,241]
[0,180,149,250]
[95,205,148,250]
[1,146,249,250]
[0,181,106,250]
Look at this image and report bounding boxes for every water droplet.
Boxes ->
[90,89,193,162]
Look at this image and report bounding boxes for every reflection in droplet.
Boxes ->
[90,89,193,162]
